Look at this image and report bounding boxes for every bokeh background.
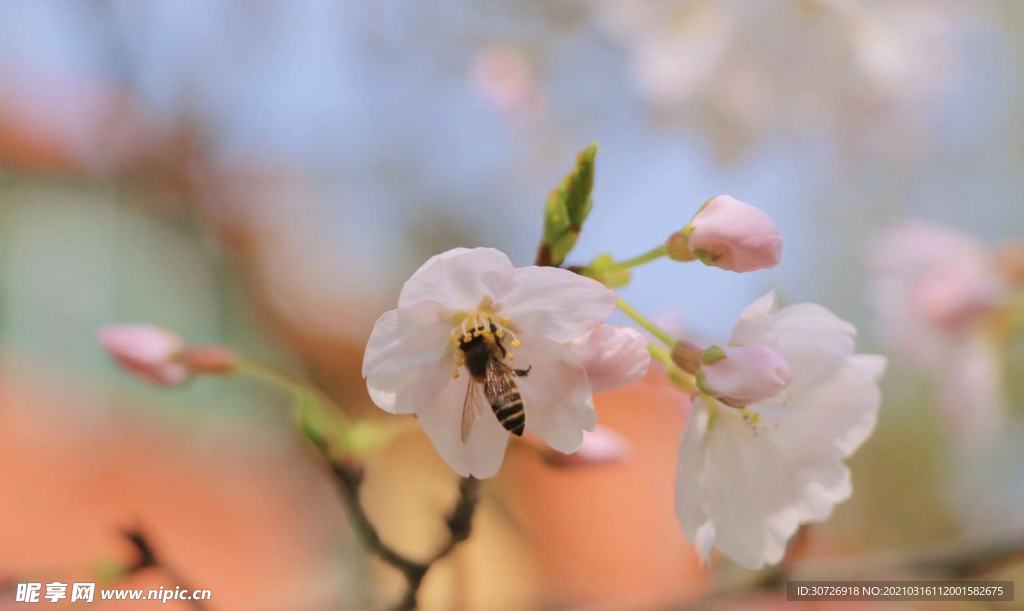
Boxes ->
[1,1,1023,609]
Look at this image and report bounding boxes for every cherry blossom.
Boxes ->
[362,247,649,478]
[676,292,885,569]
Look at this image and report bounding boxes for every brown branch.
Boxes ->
[121,529,209,611]
[308,433,481,611]
[0,529,208,611]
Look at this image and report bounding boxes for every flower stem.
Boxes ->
[235,357,352,425]
[648,342,697,394]
[599,244,668,273]
[616,296,676,347]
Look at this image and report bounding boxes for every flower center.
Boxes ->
[448,297,522,376]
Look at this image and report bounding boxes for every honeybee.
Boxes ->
[458,323,531,442]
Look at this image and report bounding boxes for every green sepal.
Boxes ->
[702,345,727,365]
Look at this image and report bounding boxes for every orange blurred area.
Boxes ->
[503,370,706,608]
[0,359,707,610]
[0,364,349,610]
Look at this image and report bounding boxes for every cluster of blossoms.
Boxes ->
[98,157,885,572]
[361,192,885,569]
[869,221,1024,442]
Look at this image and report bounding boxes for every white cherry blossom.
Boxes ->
[363,247,641,478]
[676,291,885,569]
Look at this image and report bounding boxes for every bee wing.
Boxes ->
[460,379,484,443]
[483,358,517,407]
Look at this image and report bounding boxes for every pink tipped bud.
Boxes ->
[98,325,190,385]
[541,426,631,468]
[687,195,782,272]
[571,324,651,392]
[700,345,791,406]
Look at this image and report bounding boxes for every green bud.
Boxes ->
[538,143,597,266]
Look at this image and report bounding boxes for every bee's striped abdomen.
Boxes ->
[491,385,525,436]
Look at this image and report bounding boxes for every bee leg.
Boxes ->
[514,365,531,377]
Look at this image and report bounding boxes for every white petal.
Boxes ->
[728,290,779,348]
[773,303,857,394]
[762,354,884,458]
[676,403,713,562]
[417,376,510,478]
[362,303,452,414]
[515,335,596,453]
[500,266,615,342]
[694,405,852,569]
[398,247,515,311]
[571,324,651,392]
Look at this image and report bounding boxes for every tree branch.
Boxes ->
[0,529,208,611]
[121,529,209,611]
[312,437,481,611]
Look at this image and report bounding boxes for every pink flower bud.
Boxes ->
[98,325,190,385]
[701,345,791,406]
[540,426,631,467]
[571,324,651,392]
[687,195,782,272]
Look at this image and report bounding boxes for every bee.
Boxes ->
[458,323,531,442]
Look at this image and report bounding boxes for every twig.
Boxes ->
[310,434,481,611]
[0,529,208,611]
[121,529,209,611]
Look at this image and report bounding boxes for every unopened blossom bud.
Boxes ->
[686,195,782,272]
[670,339,703,374]
[98,325,190,385]
[571,324,650,392]
[538,426,630,468]
[699,345,791,406]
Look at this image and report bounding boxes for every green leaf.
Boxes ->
[541,143,597,266]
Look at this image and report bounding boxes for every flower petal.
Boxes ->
[398,247,516,311]
[773,302,857,394]
[728,291,779,348]
[501,266,615,342]
[760,354,884,458]
[571,324,651,392]
[416,375,510,478]
[691,402,852,569]
[362,303,452,414]
[676,404,713,563]
[515,335,596,453]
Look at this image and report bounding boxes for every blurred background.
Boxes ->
[1,0,1023,609]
